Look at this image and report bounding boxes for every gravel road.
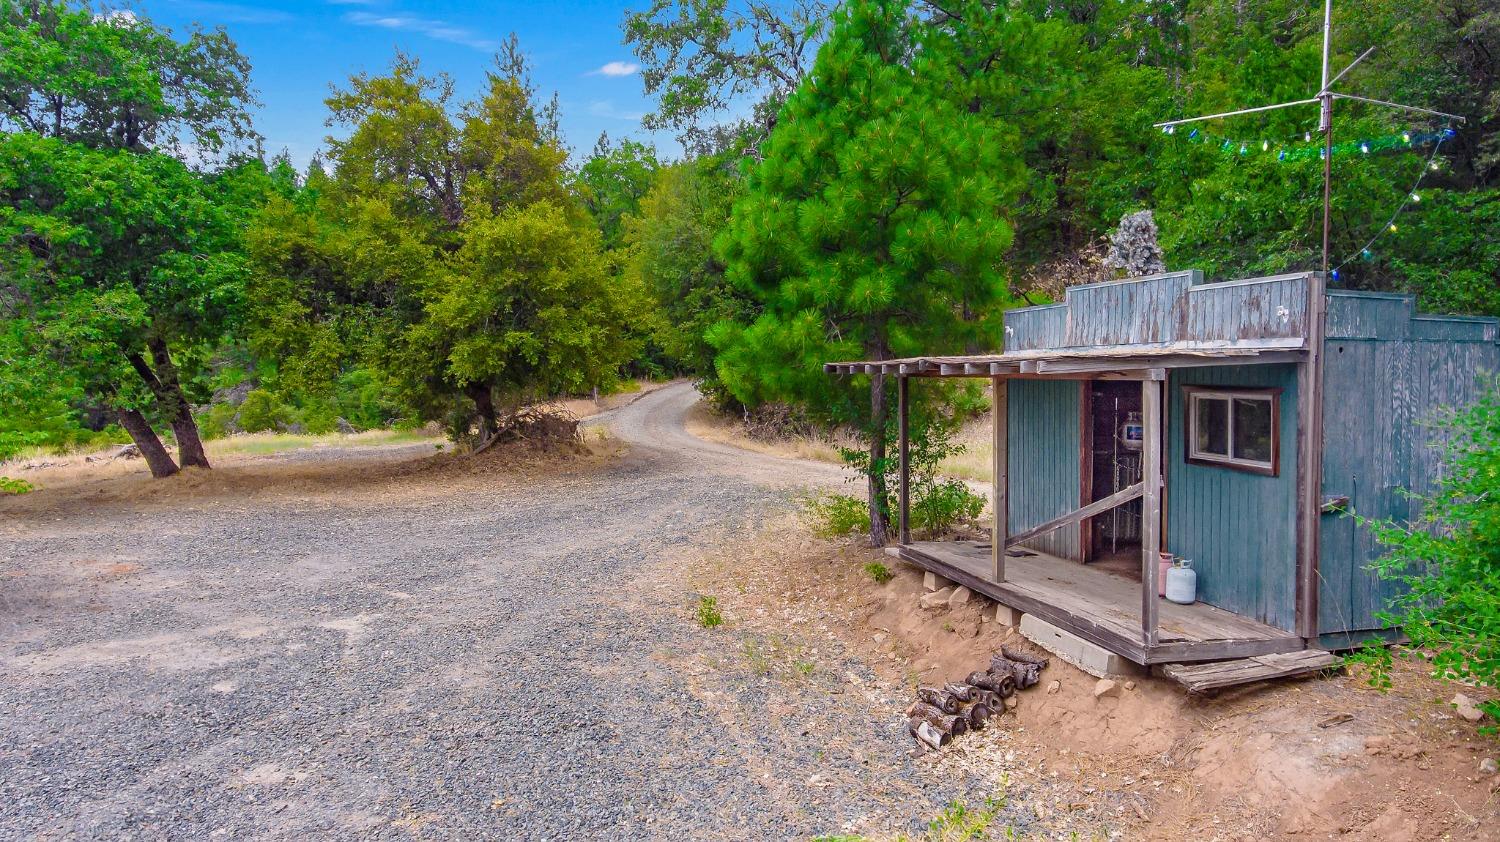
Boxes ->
[0,383,973,840]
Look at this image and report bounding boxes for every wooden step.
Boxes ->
[1160,650,1342,692]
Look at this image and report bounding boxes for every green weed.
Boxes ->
[864,561,894,584]
[696,594,723,628]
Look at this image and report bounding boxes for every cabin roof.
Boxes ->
[825,269,1498,377]
[822,339,1304,377]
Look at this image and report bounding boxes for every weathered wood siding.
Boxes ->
[1007,379,1082,560]
[1005,271,1310,352]
[1319,291,1500,638]
[1166,364,1300,632]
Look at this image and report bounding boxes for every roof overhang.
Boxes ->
[823,339,1307,379]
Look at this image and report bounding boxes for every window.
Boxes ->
[1185,387,1279,475]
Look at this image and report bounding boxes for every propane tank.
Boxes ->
[1165,558,1197,605]
[1158,552,1173,598]
[1120,411,1144,451]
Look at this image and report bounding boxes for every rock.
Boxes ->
[923,572,954,593]
[113,444,141,460]
[1004,694,1018,709]
[1123,680,1136,691]
[947,586,973,609]
[1481,758,1498,776]
[1452,693,1485,723]
[336,417,357,435]
[871,632,887,644]
[1093,678,1120,699]
[1046,680,1060,695]
[919,587,955,610]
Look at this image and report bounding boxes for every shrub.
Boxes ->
[802,492,870,538]
[298,400,339,435]
[0,476,34,494]
[863,561,894,584]
[237,389,292,433]
[196,403,239,440]
[696,594,723,628]
[1357,376,1500,721]
[841,412,988,539]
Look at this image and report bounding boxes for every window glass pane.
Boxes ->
[1194,397,1229,456]
[1232,397,1274,464]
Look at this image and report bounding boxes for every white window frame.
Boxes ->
[1184,387,1279,476]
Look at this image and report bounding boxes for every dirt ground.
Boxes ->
[3,381,1496,840]
[682,521,1500,840]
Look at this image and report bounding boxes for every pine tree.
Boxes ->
[711,0,1022,544]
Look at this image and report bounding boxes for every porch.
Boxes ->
[898,541,1303,665]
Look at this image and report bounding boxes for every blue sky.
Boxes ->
[138,0,679,168]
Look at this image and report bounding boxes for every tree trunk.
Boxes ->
[116,409,179,478]
[867,370,891,547]
[146,339,210,469]
[465,382,499,442]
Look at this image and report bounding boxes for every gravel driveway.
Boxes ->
[0,383,973,840]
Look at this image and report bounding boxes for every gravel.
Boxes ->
[0,383,978,840]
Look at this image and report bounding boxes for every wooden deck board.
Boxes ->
[1161,650,1341,692]
[900,540,1303,665]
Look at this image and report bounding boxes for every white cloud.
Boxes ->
[591,61,640,78]
[345,11,497,50]
[587,100,645,122]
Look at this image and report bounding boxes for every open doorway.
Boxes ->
[1084,381,1143,579]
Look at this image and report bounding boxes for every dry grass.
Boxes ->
[684,403,851,465]
[1,428,446,492]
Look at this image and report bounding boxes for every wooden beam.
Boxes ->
[898,375,910,545]
[1296,274,1329,640]
[992,377,1008,583]
[1005,482,1143,548]
[1141,379,1163,648]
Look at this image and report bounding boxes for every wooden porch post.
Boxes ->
[898,375,910,545]
[992,376,1008,583]
[1141,372,1164,647]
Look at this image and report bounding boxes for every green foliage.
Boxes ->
[623,0,828,151]
[0,476,34,494]
[841,410,987,538]
[395,200,639,413]
[577,133,659,250]
[249,47,637,444]
[0,0,258,158]
[0,132,256,471]
[802,492,870,538]
[1358,376,1500,722]
[695,594,724,628]
[924,798,1004,841]
[711,0,1020,539]
[863,561,893,584]
[623,155,755,395]
[0,319,78,459]
[237,389,292,433]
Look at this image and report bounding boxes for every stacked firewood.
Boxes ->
[906,645,1050,750]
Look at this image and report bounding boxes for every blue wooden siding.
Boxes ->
[1319,291,1500,637]
[1166,364,1300,632]
[1007,379,1082,559]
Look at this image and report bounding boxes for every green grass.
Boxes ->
[863,561,894,584]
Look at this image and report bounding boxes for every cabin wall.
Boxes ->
[1319,292,1500,640]
[1007,379,1082,560]
[1166,364,1300,632]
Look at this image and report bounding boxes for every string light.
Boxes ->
[1331,131,1450,279]
[1162,125,1453,164]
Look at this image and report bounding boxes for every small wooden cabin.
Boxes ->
[826,270,1499,667]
